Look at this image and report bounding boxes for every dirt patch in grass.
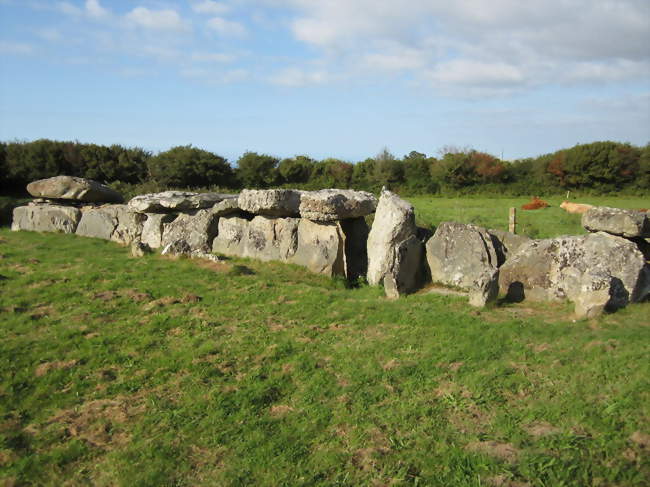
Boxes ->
[93,291,119,301]
[269,405,294,417]
[194,259,232,273]
[122,289,153,302]
[523,421,561,437]
[181,293,202,303]
[35,359,78,377]
[143,296,181,310]
[629,431,650,450]
[29,305,56,320]
[466,440,520,463]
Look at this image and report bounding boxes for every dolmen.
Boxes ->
[11,176,650,319]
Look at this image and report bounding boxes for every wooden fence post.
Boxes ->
[509,207,516,234]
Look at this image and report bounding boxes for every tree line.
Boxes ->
[1,139,648,196]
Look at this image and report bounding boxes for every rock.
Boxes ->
[141,213,177,249]
[160,208,221,253]
[426,222,499,289]
[75,205,145,245]
[487,229,531,266]
[383,235,424,298]
[211,198,241,217]
[238,189,301,217]
[212,216,250,257]
[499,232,650,306]
[161,239,192,256]
[468,269,500,307]
[582,206,650,238]
[299,189,377,221]
[290,219,346,276]
[26,176,123,203]
[131,240,151,257]
[11,204,81,233]
[573,272,628,319]
[244,216,300,262]
[339,217,370,281]
[367,189,417,286]
[128,191,236,213]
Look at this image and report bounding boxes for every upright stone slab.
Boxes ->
[26,176,123,203]
[299,189,377,222]
[383,235,424,298]
[290,219,346,276]
[11,204,81,233]
[582,206,650,238]
[238,189,301,217]
[76,205,145,245]
[212,216,250,257]
[487,229,531,266]
[426,222,499,289]
[243,216,300,262]
[366,189,417,286]
[499,232,650,306]
[161,208,221,253]
[141,213,177,249]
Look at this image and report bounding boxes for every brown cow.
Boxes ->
[560,201,594,214]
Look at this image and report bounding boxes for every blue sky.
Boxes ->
[0,0,648,163]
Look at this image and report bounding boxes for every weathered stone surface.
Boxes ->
[340,217,370,281]
[244,216,300,262]
[161,208,220,253]
[238,189,301,217]
[367,189,417,286]
[76,205,145,245]
[131,241,152,258]
[11,204,80,233]
[211,198,241,217]
[573,272,629,319]
[383,235,424,298]
[487,229,531,266]
[582,206,650,238]
[290,219,345,276]
[468,269,500,307]
[499,232,650,306]
[212,216,250,257]
[299,189,377,221]
[426,222,499,289]
[141,213,177,249]
[161,239,192,256]
[26,176,123,203]
[128,191,236,213]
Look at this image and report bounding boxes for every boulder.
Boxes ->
[468,269,500,307]
[426,222,499,289]
[582,206,650,238]
[11,204,81,233]
[211,198,242,217]
[244,216,300,262]
[573,272,629,319]
[290,219,345,276]
[128,191,236,213]
[299,189,377,221]
[367,189,417,286]
[160,208,221,253]
[75,205,145,245]
[238,189,301,217]
[383,235,424,298]
[487,229,531,266]
[141,213,177,249]
[499,232,650,307]
[212,216,250,257]
[26,176,123,203]
[131,241,152,258]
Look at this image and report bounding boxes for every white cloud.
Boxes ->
[427,60,525,86]
[56,0,109,19]
[57,1,82,16]
[0,41,34,55]
[192,1,229,15]
[85,0,108,19]
[206,17,246,37]
[191,52,235,63]
[36,28,63,42]
[269,67,329,87]
[126,7,189,32]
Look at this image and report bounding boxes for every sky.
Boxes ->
[0,0,648,163]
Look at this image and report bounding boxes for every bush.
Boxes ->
[236,152,279,188]
[148,145,234,188]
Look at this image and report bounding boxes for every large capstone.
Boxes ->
[237,189,301,217]
[26,176,123,203]
[582,206,650,238]
[366,189,417,286]
[128,191,236,213]
[299,189,377,222]
[160,208,221,253]
[426,222,499,289]
[499,232,650,307]
[11,204,81,233]
[76,205,145,245]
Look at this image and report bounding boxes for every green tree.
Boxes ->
[236,152,279,188]
[308,158,353,189]
[148,145,234,188]
[403,151,438,193]
[278,155,314,184]
[372,148,404,189]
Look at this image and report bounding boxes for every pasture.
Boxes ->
[0,196,649,486]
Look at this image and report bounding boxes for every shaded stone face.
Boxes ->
[383,235,424,299]
[11,204,81,233]
[582,206,650,238]
[238,189,302,217]
[76,205,145,245]
[160,208,221,253]
[299,189,377,222]
[26,176,123,203]
[141,213,177,249]
[128,192,237,213]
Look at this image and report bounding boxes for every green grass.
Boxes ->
[409,195,649,238]
[1,226,649,486]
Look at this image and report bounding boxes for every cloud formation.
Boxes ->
[125,7,189,32]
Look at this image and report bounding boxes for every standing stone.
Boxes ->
[243,216,300,262]
[499,232,650,306]
[26,176,123,203]
[367,189,417,286]
[212,216,250,257]
[160,208,221,253]
[290,219,346,276]
[487,229,531,266]
[75,205,145,245]
[573,272,629,319]
[238,189,301,217]
[131,240,152,258]
[141,213,177,249]
[299,189,377,222]
[426,222,499,289]
[582,206,650,238]
[383,235,424,298]
[11,204,81,233]
[128,191,236,213]
[468,269,500,307]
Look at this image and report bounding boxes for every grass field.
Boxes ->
[1,196,649,486]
